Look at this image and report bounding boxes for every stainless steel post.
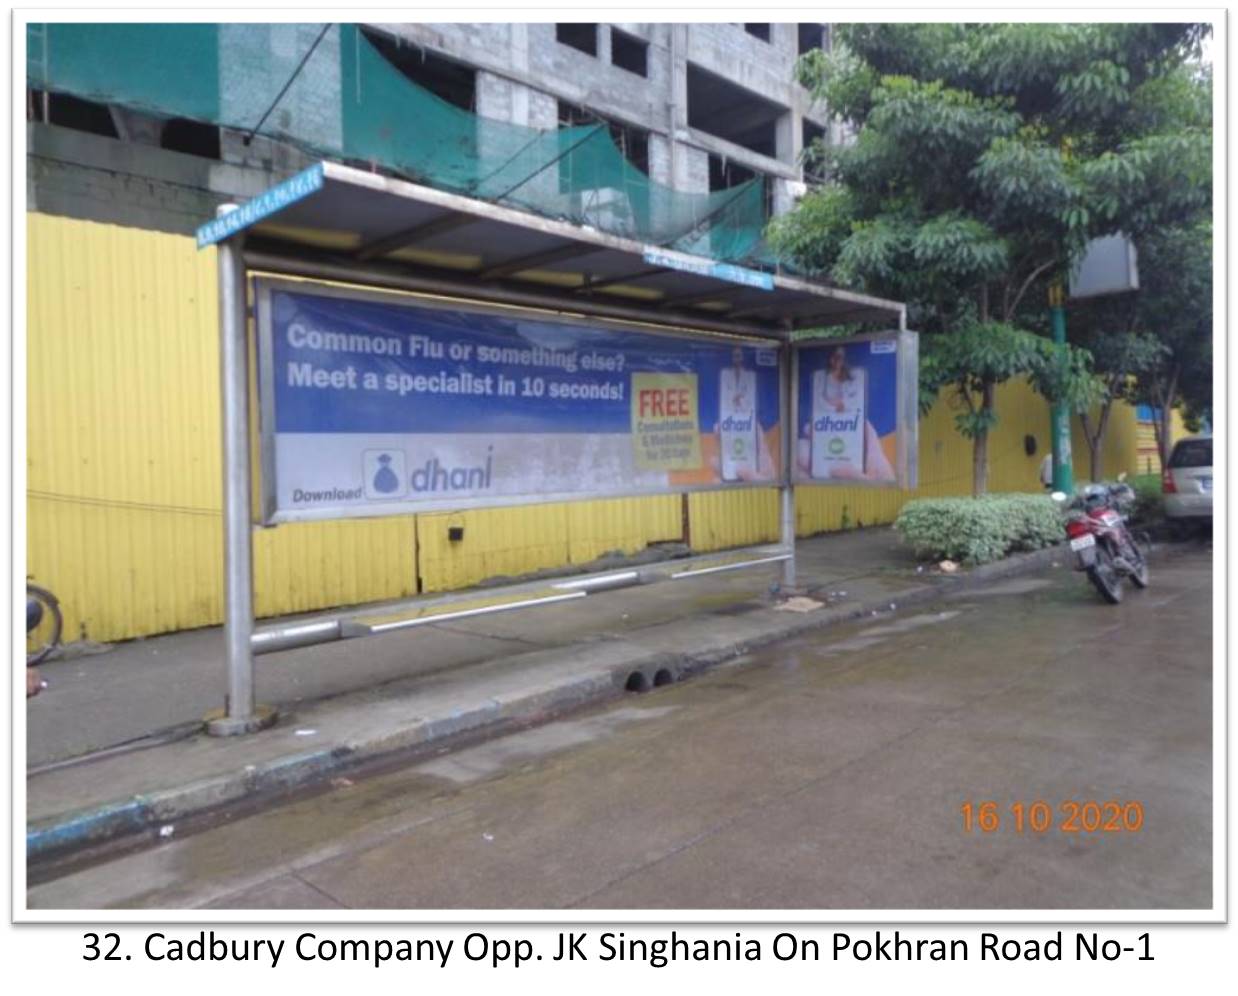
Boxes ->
[779,341,797,592]
[206,205,277,736]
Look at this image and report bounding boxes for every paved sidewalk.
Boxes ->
[25,527,1062,859]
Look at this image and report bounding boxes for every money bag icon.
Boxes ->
[372,454,400,494]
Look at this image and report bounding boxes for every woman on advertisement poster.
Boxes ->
[799,345,896,483]
[718,346,760,481]
[711,346,775,483]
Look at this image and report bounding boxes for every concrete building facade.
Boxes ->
[28,22,833,240]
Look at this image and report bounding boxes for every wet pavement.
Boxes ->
[28,546,1212,911]
[28,527,928,769]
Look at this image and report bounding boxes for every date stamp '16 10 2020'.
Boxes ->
[962,800,1144,834]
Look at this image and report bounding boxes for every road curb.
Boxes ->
[27,543,1065,864]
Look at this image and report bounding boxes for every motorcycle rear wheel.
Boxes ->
[26,583,63,666]
[1088,547,1123,604]
[1126,537,1150,589]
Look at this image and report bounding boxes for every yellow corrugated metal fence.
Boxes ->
[26,214,1161,643]
[26,215,687,640]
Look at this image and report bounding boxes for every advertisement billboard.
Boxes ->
[254,279,786,522]
[792,332,918,490]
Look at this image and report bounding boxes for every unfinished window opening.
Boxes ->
[558,100,593,129]
[557,100,652,230]
[361,28,477,110]
[558,100,649,175]
[611,29,649,77]
[160,117,221,160]
[708,154,772,220]
[36,92,119,139]
[613,122,650,175]
[556,23,598,57]
[688,63,785,159]
[798,24,825,55]
[744,24,771,42]
[801,118,827,181]
[27,88,46,122]
[558,100,595,196]
[708,155,756,192]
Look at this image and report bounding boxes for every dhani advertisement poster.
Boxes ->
[255,280,785,522]
[793,333,918,489]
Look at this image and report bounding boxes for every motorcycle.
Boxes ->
[1051,476,1149,604]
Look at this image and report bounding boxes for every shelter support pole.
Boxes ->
[779,342,797,592]
[206,206,277,736]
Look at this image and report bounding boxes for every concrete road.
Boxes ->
[28,547,1212,910]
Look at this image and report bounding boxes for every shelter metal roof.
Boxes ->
[237,161,905,341]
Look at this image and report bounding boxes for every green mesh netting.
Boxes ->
[28,23,221,119]
[28,22,788,266]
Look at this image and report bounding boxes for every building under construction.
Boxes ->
[28,23,835,254]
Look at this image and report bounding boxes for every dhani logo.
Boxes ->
[720,414,754,431]
[410,448,494,493]
[814,414,860,432]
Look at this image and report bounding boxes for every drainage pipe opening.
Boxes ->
[625,671,650,693]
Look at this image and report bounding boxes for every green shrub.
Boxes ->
[893,493,1065,565]
[1005,494,1067,551]
[1128,474,1165,528]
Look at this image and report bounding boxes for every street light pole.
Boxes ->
[1048,281,1074,493]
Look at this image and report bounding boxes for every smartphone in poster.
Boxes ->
[811,364,868,478]
[719,348,759,481]
[796,333,916,488]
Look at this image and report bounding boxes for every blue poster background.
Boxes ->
[265,289,781,436]
[796,339,899,440]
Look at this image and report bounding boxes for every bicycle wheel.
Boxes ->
[26,584,63,666]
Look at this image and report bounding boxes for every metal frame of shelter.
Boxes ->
[199,160,906,735]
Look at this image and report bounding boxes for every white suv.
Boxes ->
[1163,436,1212,530]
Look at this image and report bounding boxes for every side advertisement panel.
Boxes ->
[792,331,918,490]
[255,280,785,522]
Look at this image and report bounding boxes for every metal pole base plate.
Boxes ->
[204,704,278,737]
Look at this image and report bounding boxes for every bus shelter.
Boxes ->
[196,160,911,734]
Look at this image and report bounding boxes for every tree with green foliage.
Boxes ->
[770,23,1211,494]
[1130,220,1213,458]
[1071,327,1165,480]
[1064,234,1211,479]
[1064,59,1213,470]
